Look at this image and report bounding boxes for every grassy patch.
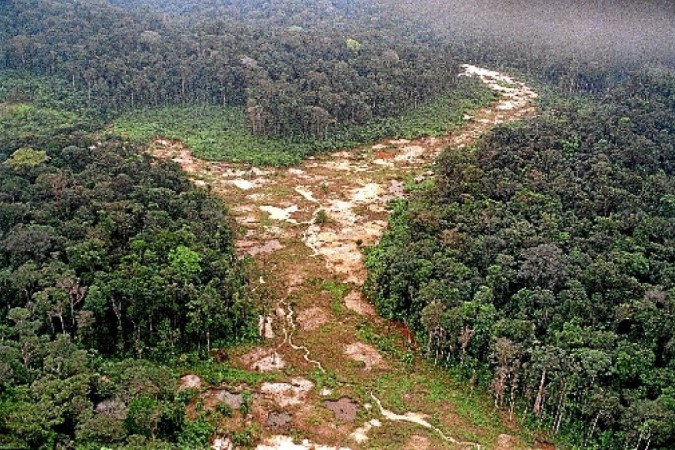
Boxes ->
[321,280,351,302]
[111,77,496,166]
[177,357,280,385]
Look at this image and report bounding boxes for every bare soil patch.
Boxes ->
[495,433,516,450]
[240,347,286,372]
[267,411,293,430]
[179,374,201,390]
[324,397,359,422]
[345,342,385,370]
[297,306,329,331]
[259,378,314,408]
[344,291,376,316]
[405,434,431,449]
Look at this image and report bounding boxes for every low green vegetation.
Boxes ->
[112,78,495,166]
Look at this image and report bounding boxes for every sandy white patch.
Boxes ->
[350,419,381,444]
[260,205,299,223]
[252,353,285,371]
[258,315,276,339]
[394,145,425,162]
[213,436,234,450]
[256,435,351,450]
[295,186,318,203]
[388,138,411,145]
[230,179,256,190]
[240,347,286,372]
[352,183,382,203]
[259,378,314,408]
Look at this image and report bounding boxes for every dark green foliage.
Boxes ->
[0,0,470,143]
[0,72,100,153]
[365,71,675,449]
[0,139,255,356]
[0,111,254,447]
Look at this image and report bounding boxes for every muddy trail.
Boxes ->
[155,66,539,449]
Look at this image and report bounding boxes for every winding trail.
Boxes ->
[156,66,538,449]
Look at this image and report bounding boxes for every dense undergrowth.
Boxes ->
[365,69,675,449]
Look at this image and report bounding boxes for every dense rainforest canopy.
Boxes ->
[366,70,675,448]
[0,0,462,139]
[0,27,256,446]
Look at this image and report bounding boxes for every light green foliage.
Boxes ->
[321,280,351,302]
[0,71,98,152]
[4,146,49,169]
[168,245,202,281]
[345,38,362,53]
[231,424,259,446]
[176,415,214,448]
[112,105,304,166]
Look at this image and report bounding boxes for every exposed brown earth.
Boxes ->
[151,66,539,449]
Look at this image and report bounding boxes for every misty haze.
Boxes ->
[0,1,673,449]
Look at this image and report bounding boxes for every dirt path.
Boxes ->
[157,66,538,449]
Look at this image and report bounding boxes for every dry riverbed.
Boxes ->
[155,66,540,449]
